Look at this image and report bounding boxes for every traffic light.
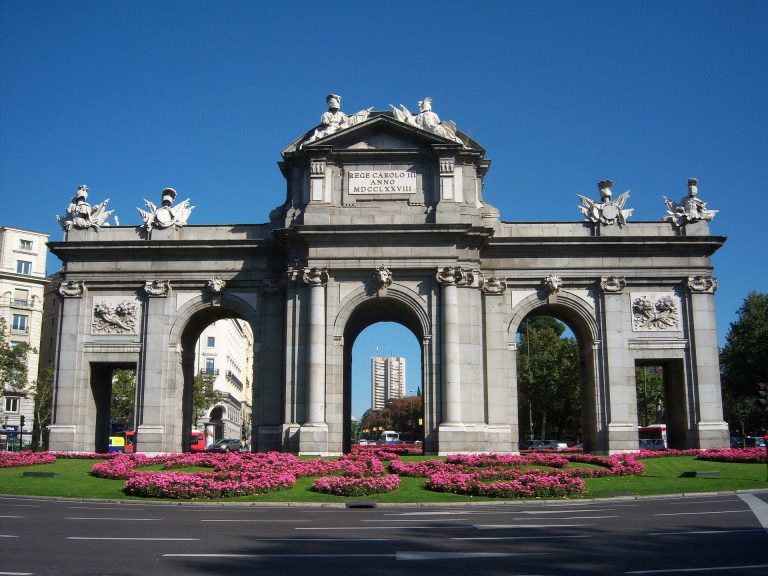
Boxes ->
[758,382,768,409]
[19,415,25,430]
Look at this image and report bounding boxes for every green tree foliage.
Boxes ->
[110,369,136,429]
[0,318,35,393]
[636,366,664,427]
[192,372,223,423]
[517,316,580,440]
[31,366,54,448]
[721,292,768,432]
[360,396,424,442]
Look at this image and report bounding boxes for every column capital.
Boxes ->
[143,279,171,297]
[57,280,85,298]
[688,275,717,294]
[600,275,626,293]
[303,267,329,286]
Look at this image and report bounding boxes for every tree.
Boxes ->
[517,316,580,440]
[720,292,768,435]
[0,318,35,393]
[381,396,423,441]
[722,292,768,399]
[635,366,664,427]
[192,372,223,424]
[110,369,136,430]
[31,366,54,448]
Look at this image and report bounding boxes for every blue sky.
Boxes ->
[2,1,766,418]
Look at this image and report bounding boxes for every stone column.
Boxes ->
[436,267,461,424]
[137,280,172,453]
[686,275,729,448]
[48,281,86,451]
[299,267,329,454]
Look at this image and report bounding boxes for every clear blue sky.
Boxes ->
[2,1,766,418]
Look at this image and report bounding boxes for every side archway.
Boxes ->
[508,290,605,452]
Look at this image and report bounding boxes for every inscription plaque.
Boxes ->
[348,170,417,195]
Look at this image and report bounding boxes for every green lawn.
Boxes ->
[0,456,765,503]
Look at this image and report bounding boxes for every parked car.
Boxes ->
[639,438,665,451]
[205,438,243,452]
[744,436,766,448]
[525,439,568,450]
[729,436,744,448]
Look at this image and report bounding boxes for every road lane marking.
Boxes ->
[67,506,146,511]
[65,517,161,521]
[453,535,591,541]
[738,493,768,528]
[0,572,35,575]
[67,537,200,541]
[386,512,470,516]
[668,498,740,505]
[648,529,766,536]
[200,519,310,523]
[0,516,23,519]
[653,510,749,517]
[248,538,391,542]
[296,526,462,531]
[474,524,592,529]
[0,504,39,508]
[360,519,469,523]
[0,535,20,538]
[521,508,616,514]
[626,564,768,574]
[162,552,552,561]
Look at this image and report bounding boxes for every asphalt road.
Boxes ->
[1,492,767,575]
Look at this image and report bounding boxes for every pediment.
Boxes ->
[283,113,479,155]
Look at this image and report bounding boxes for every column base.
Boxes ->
[136,425,166,453]
[437,423,515,455]
[254,425,283,452]
[48,425,79,452]
[696,421,729,449]
[606,422,640,454]
[298,423,330,456]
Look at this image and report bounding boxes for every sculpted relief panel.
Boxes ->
[631,292,681,332]
[91,296,140,335]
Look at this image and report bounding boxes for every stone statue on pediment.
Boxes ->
[390,97,464,145]
[304,94,372,146]
[663,178,718,227]
[57,185,114,231]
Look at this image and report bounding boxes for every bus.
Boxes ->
[638,424,667,449]
[380,431,401,444]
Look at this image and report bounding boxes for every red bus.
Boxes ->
[638,425,667,449]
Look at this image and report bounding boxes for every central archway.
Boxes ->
[335,287,431,453]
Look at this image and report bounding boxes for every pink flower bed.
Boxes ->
[697,448,766,464]
[311,474,401,496]
[0,451,57,468]
[125,470,296,498]
[565,453,644,477]
[638,449,701,458]
[426,468,584,498]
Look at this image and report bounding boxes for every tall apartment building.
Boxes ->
[370,355,406,411]
[0,227,49,437]
[194,318,254,441]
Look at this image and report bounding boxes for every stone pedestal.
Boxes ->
[47,425,78,452]
[136,425,165,454]
[298,423,329,455]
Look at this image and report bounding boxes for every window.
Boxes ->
[16,260,32,275]
[13,289,29,306]
[19,239,33,250]
[207,336,215,348]
[205,358,215,374]
[4,397,20,413]
[11,314,28,332]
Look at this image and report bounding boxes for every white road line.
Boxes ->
[654,510,750,517]
[521,508,616,514]
[397,551,552,560]
[547,515,619,520]
[200,519,310,523]
[0,572,35,575]
[294,525,461,532]
[0,516,23,519]
[67,537,200,541]
[67,506,146,511]
[0,504,40,508]
[474,524,592,529]
[360,519,468,523]
[626,564,768,574]
[164,553,391,558]
[453,535,591,541]
[738,493,768,528]
[386,511,469,516]
[668,499,740,505]
[648,529,766,536]
[65,517,161,521]
[0,535,20,538]
[248,538,391,542]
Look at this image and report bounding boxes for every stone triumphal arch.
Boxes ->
[47,95,727,454]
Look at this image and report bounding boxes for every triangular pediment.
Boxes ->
[283,112,480,155]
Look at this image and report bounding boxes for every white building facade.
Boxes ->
[194,319,253,441]
[0,227,49,439]
[371,356,406,410]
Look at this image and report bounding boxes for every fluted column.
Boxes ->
[437,267,461,424]
[303,267,328,425]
